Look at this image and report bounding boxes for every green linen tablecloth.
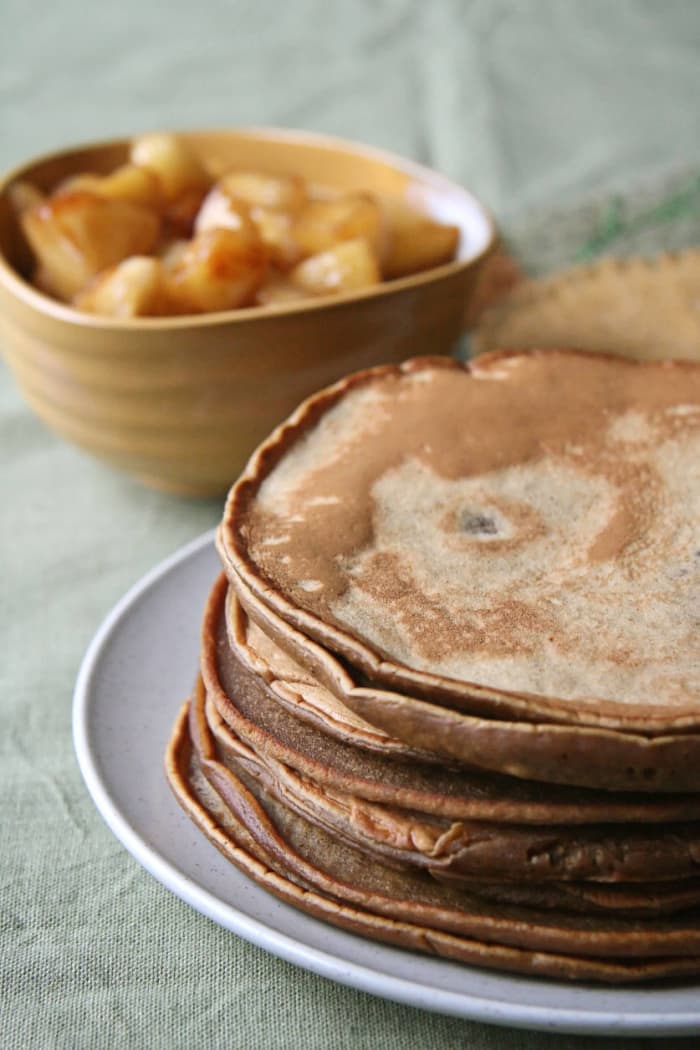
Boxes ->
[3,2,700,1047]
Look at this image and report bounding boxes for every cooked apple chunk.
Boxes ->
[194,186,254,235]
[130,133,210,201]
[56,164,164,210]
[218,171,306,213]
[200,176,304,269]
[73,256,165,317]
[7,180,44,215]
[255,273,311,307]
[293,193,387,263]
[21,191,160,301]
[11,131,462,317]
[164,226,268,313]
[290,238,380,296]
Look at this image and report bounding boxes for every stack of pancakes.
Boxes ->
[167,349,700,982]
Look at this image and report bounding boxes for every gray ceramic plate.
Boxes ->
[73,530,700,1037]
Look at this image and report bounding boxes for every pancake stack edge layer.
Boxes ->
[167,349,700,981]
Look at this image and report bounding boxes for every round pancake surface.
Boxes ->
[218,351,700,734]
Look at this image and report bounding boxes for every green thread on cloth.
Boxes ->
[502,166,700,279]
[576,175,700,261]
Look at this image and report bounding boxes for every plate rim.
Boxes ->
[72,529,700,1037]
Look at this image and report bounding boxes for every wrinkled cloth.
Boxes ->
[2,2,700,1048]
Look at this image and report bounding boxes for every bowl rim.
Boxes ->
[0,125,496,330]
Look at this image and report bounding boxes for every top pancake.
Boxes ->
[219,351,700,729]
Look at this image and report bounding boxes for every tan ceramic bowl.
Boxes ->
[0,129,494,496]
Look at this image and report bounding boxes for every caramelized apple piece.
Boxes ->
[218,171,306,213]
[199,175,305,269]
[381,198,460,279]
[130,133,210,201]
[56,165,164,210]
[255,273,312,307]
[101,164,164,208]
[7,180,44,215]
[293,193,387,262]
[290,238,380,296]
[163,186,209,239]
[248,207,301,269]
[164,226,268,313]
[21,191,160,301]
[157,238,189,269]
[18,132,464,315]
[194,186,254,235]
[73,256,165,317]
[53,173,102,196]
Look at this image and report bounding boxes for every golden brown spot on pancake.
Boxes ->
[349,550,558,665]
[583,460,660,568]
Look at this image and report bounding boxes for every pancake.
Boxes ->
[218,351,700,737]
[166,701,700,982]
[472,251,700,363]
[203,578,700,826]
[226,581,434,761]
[222,583,700,917]
[167,347,700,983]
[205,690,700,887]
[226,573,700,795]
[164,691,700,981]
[433,876,700,919]
[200,578,700,892]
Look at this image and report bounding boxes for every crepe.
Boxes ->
[226,581,434,761]
[198,578,700,893]
[164,691,700,982]
[218,351,700,749]
[206,577,700,825]
[223,570,700,795]
[168,347,700,981]
[207,689,700,887]
[472,251,700,362]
